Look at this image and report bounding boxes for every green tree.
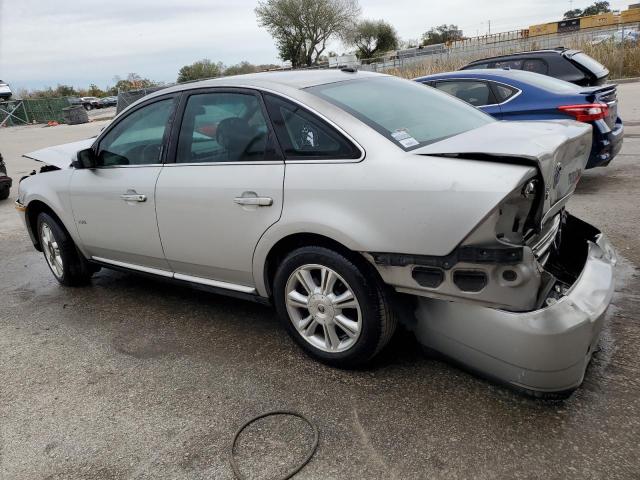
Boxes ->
[112,73,158,92]
[421,24,463,46]
[346,19,400,59]
[177,59,224,83]
[255,0,360,67]
[563,1,611,19]
[224,61,258,76]
[87,84,104,97]
[54,84,77,97]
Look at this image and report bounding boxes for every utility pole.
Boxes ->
[488,19,491,35]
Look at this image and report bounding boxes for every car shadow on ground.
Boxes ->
[85,267,570,407]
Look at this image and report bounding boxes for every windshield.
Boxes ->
[307,76,494,150]
[570,52,608,76]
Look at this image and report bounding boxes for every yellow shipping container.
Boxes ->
[580,12,616,29]
[621,8,640,24]
[528,22,558,37]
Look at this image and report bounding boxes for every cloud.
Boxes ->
[0,0,631,90]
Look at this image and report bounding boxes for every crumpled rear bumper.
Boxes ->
[412,214,616,396]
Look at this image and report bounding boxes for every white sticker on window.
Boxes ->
[392,128,419,147]
[399,137,419,148]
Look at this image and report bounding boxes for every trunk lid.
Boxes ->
[413,120,592,226]
[580,84,618,129]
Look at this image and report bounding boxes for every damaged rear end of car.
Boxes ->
[370,120,616,397]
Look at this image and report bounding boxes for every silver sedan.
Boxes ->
[16,70,615,397]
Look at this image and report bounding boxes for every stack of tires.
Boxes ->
[62,106,89,125]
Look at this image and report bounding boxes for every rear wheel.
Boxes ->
[273,246,397,367]
[37,212,92,286]
[0,185,9,200]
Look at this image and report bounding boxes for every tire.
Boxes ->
[273,246,397,368]
[84,104,92,111]
[0,185,9,200]
[37,212,93,286]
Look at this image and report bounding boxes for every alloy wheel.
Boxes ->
[40,223,64,279]
[285,264,362,353]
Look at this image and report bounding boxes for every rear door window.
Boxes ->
[176,92,277,163]
[434,80,497,107]
[263,94,361,160]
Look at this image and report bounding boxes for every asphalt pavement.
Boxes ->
[0,83,639,479]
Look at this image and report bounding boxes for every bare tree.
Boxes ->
[255,0,360,67]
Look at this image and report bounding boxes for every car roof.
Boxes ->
[464,48,579,65]
[416,68,538,82]
[157,69,385,96]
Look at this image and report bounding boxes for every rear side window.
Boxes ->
[434,80,496,106]
[492,83,519,103]
[522,59,548,75]
[263,94,360,160]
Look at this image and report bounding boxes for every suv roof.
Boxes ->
[463,47,577,65]
[460,48,608,86]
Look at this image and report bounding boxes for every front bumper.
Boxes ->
[412,214,616,396]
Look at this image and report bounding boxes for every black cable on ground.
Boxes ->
[230,410,319,480]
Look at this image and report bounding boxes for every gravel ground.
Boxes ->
[0,83,638,480]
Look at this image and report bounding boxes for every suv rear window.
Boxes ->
[307,77,493,150]
[569,52,608,76]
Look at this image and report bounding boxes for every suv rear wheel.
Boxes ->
[37,212,93,286]
[273,246,397,367]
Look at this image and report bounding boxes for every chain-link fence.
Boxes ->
[0,97,71,127]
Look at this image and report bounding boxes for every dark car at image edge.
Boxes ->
[461,47,609,86]
[0,153,12,200]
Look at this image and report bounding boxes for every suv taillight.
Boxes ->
[558,103,608,122]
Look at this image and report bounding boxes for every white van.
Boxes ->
[0,80,12,100]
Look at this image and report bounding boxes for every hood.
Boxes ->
[23,138,95,169]
[414,120,592,222]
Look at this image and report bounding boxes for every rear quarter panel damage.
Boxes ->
[252,150,537,297]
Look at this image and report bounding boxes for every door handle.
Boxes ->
[234,196,273,206]
[120,193,147,202]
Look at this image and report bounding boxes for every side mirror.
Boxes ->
[74,148,98,169]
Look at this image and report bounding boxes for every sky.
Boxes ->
[0,0,633,91]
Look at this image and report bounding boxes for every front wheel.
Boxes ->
[37,212,93,286]
[273,246,397,368]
